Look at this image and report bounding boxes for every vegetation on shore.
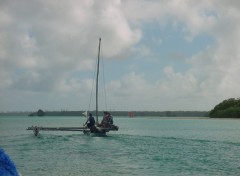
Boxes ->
[29,109,45,116]
[209,98,240,118]
[3,98,240,118]
[0,110,208,117]
[26,110,207,117]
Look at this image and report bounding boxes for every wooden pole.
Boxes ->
[96,38,101,124]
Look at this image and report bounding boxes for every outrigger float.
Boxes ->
[27,38,119,136]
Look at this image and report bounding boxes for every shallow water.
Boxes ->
[1,116,240,175]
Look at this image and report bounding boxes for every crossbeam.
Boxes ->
[26,125,118,136]
[27,126,90,136]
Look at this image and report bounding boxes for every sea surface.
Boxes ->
[0,116,240,176]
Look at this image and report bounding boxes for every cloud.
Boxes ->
[0,0,140,92]
[105,0,240,111]
[119,0,240,110]
[1,0,240,111]
[123,0,218,39]
[189,1,240,98]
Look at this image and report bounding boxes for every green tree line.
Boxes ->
[27,110,207,117]
[209,98,240,118]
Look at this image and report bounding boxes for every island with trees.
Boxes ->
[209,98,240,118]
[28,109,45,116]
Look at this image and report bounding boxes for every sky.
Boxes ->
[1,0,240,112]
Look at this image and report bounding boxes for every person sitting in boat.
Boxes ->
[100,111,113,128]
[85,113,95,128]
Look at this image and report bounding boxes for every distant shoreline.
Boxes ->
[1,111,240,119]
[0,110,209,117]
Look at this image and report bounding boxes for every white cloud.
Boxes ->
[0,0,142,111]
[118,0,240,110]
[0,0,140,91]
[1,0,240,111]
[103,68,204,110]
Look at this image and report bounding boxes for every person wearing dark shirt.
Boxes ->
[85,113,95,128]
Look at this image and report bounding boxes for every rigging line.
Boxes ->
[101,45,108,111]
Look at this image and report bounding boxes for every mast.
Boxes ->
[96,38,101,124]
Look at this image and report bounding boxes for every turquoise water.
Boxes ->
[1,116,240,175]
